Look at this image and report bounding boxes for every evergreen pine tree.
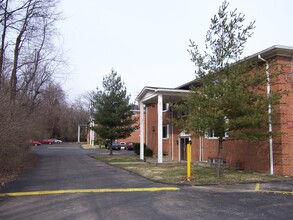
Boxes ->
[173,1,281,177]
[93,69,138,155]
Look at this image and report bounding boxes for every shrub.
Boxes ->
[134,143,153,157]
[134,142,144,155]
[144,148,153,157]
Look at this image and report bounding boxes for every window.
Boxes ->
[163,103,169,112]
[163,125,169,139]
[205,129,228,139]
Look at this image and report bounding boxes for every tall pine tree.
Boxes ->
[173,1,280,177]
[93,69,138,155]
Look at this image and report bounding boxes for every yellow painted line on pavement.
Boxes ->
[256,190,293,195]
[255,183,260,191]
[0,187,180,197]
[254,183,293,195]
[192,183,293,196]
[192,185,255,193]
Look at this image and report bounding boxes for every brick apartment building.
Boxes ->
[136,45,293,176]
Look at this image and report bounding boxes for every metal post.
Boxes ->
[187,143,191,180]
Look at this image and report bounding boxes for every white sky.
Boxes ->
[57,0,293,102]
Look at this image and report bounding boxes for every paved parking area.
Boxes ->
[0,143,292,220]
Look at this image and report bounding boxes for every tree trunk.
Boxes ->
[0,0,9,88]
[9,3,30,100]
[109,139,113,155]
[216,136,224,178]
[9,37,20,100]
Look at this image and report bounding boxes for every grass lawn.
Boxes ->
[81,144,106,150]
[91,154,139,163]
[91,154,288,185]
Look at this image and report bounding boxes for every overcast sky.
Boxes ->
[57,0,293,102]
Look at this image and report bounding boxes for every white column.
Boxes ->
[139,101,144,161]
[178,138,181,161]
[90,120,95,146]
[77,125,80,143]
[158,94,163,163]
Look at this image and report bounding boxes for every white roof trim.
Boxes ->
[244,45,293,61]
[136,86,190,103]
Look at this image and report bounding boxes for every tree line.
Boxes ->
[0,0,89,175]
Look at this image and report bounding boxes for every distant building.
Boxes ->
[117,105,143,144]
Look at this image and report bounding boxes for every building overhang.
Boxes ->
[244,45,293,62]
[136,86,190,104]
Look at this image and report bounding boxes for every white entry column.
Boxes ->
[139,101,144,161]
[158,94,163,163]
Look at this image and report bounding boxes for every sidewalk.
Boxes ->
[144,156,179,164]
[192,178,293,195]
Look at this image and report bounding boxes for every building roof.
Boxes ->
[136,45,293,104]
[176,79,199,90]
[175,46,293,90]
[136,86,190,104]
[245,45,293,62]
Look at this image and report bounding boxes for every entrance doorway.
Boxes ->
[180,137,190,161]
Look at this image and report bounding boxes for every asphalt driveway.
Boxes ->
[0,143,166,193]
[0,143,292,220]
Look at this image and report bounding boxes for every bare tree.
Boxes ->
[0,0,62,101]
[38,83,65,137]
[0,0,71,180]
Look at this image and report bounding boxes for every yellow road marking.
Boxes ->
[192,185,255,192]
[255,183,260,191]
[257,190,293,195]
[192,183,293,195]
[0,187,180,197]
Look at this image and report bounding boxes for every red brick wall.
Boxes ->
[273,57,293,176]
[146,105,158,154]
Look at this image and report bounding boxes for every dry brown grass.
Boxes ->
[94,154,288,185]
[0,153,38,189]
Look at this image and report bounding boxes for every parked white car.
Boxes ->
[51,138,62,144]
[120,142,126,150]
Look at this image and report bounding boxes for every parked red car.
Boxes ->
[28,140,41,146]
[39,139,55,145]
[125,142,136,150]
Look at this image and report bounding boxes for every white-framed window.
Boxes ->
[163,103,169,112]
[163,125,169,139]
[205,129,228,139]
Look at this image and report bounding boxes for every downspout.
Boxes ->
[146,106,148,146]
[171,111,174,161]
[258,55,274,175]
[199,136,203,161]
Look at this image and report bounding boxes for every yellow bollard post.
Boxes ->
[187,143,191,180]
